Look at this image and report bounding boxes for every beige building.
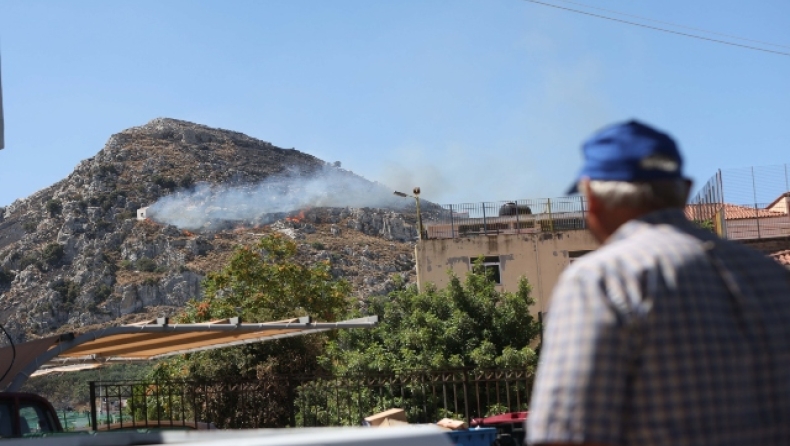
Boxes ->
[415,189,790,317]
[415,203,599,317]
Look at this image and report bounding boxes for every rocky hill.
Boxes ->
[0,118,426,342]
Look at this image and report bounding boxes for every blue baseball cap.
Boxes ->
[567,120,686,194]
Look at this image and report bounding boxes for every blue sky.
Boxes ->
[1,0,789,207]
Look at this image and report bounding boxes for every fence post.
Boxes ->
[751,167,761,239]
[482,203,488,234]
[515,201,520,234]
[89,382,97,431]
[463,371,470,426]
[547,199,554,232]
[579,195,586,229]
[449,204,455,239]
[755,204,762,239]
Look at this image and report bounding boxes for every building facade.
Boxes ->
[415,198,598,317]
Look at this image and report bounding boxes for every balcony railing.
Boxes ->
[426,197,588,239]
[89,368,533,429]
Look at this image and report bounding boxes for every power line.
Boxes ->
[523,0,790,57]
[550,0,790,50]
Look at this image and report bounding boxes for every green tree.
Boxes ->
[320,261,540,375]
[299,261,541,425]
[144,234,351,428]
[152,233,351,379]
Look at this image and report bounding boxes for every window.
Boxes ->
[568,250,593,264]
[472,255,501,284]
[0,403,12,438]
[19,404,56,435]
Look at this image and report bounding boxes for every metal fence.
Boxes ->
[426,197,588,239]
[88,369,533,430]
[689,164,790,240]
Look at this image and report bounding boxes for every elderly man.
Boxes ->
[527,121,790,446]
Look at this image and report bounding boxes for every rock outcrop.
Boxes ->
[0,119,422,342]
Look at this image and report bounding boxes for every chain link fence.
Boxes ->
[689,164,790,240]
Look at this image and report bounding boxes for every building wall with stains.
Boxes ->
[414,230,599,315]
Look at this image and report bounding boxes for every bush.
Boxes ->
[22,220,38,233]
[152,175,177,190]
[88,191,125,211]
[96,220,113,231]
[311,242,325,250]
[0,268,15,285]
[178,175,194,189]
[135,257,158,272]
[98,164,118,176]
[94,284,113,301]
[19,254,42,271]
[52,280,81,310]
[46,199,63,217]
[116,210,137,220]
[42,243,65,266]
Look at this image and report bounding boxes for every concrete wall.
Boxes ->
[767,196,790,214]
[415,230,599,316]
[739,235,790,255]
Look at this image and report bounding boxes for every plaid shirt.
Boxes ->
[527,208,790,446]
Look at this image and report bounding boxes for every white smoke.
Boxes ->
[147,165,404,230]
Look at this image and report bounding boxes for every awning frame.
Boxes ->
[1,315,378,392]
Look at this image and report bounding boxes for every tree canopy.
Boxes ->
[158,234,352,381]
[319,259,541,375]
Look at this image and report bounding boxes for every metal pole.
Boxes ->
[785,163,789,193]
[752,167,761,239]
[515,200,520,234]
[414,187,424,240]
[579,195,586,229]
[89,382,97,432]
[448,204,455,239]
[717,169,725,204]
[482,203,488,234]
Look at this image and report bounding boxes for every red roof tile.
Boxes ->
[685,203,786,221]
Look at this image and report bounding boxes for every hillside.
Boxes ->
[0,118,425,342]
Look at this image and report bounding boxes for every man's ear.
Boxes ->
[581,179,600,212]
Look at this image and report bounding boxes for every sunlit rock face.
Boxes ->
[0,118,423,342]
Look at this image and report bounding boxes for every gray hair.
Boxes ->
[583,179,688,209]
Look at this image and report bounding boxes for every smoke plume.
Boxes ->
[147,165,405,230]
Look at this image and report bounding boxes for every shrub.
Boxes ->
[311,242,325,250]
[46,199,63,217]
[19,254,42,271]
[179,175,194,189]
[0,269,15,285]
[52,280,81,309]
[42,243,65,265]
[135,257,158,272]
[89,191,126,211]
[152,175,177,190]
[94,284,113,301]
[116,210,136,220]
[22,220,38,233]
[98,164,118,176]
